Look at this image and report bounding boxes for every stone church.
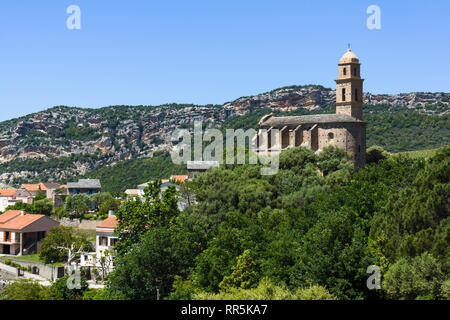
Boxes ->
[256,49,366,167]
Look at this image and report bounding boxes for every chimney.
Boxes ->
[108,210,115,217]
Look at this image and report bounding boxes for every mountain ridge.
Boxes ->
[0,84,448,185]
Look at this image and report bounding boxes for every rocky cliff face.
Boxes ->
[0,85,448,184]
[224,85,450,115]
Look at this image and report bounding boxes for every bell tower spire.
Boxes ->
[335,49,364,120]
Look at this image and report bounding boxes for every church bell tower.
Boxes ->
[335,49,364,120]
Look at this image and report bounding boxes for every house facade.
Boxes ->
[12,189,33,205]
[21,182,61,198]
[0,210,59,256]
[79,214,117,273]
[66,179,102,195]
[0,189,18,212]
[0,189,33,212]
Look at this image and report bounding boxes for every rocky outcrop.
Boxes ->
[225,86,449,115]
[0,86,447,184]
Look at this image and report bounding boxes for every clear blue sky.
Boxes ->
[0,0,449,121]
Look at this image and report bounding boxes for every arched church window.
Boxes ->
[342,88,346,101]
[328,132,334,141]
[343,68,346,75]
[355,88,358,101]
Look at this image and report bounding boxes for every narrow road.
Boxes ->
[0,262,51,286]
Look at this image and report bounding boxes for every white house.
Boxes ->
[0,189,34,212]
[79,213,118,275]
[0,189,17,212]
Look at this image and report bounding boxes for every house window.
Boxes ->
[99,236,108,246]
[37,231,45,241]
[110,238,118,247]
[342,88,346,101]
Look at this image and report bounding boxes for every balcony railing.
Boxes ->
[0,238,19,244]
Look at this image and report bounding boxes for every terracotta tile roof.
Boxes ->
[170,175,189,183]
[125,189,140,195]
[1,214,44,230]
[21,182,60,192]
[0,189,18,197]
[0,210,23,224]
[97,216,118,229]
[22,184,42,192]
[0,210,53,231]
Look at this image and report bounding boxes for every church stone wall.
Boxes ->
[317,124,348,151]
[344,123,366,168]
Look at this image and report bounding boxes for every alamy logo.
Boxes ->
[66,270,81,290]
[66,5,81,30]
[366,5,381,30]
[170,121,280,175]
[366,265,381,290]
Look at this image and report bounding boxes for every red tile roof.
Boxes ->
[0,210,22,224]
[170,175,189,183]
[97,216,118,229]
[125,189,140,195]
[0,210,50,231]
[22,184,42,192]
[22,182,60,192]
[0,189,18,197]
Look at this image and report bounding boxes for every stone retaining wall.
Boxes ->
[55,217,102,230]
[3,259,64,281]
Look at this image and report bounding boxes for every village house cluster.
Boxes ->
[0,49,368,282]
[0,179,103,256]
[0,160,217,283]
[0,179,103,212]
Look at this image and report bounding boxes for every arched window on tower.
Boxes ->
[354,88,358,101]
[342,88,346,101]
[353,67,357,76]
[343,67,347,76]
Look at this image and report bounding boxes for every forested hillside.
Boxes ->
[81,152,187,193]
[103,145,450,300]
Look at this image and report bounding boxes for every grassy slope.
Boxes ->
[393,148,440,159]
